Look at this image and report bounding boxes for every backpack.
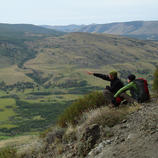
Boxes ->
[134,78,150,103]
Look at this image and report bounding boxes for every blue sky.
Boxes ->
[0,0,158,25]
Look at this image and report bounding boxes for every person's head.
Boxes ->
[127,74,136,82]
[109,71,117,80]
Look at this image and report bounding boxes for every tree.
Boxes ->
[153,67,158,92]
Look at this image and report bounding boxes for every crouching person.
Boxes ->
[113,74,150,106]
[87,71,124,105]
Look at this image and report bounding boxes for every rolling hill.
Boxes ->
[0,23,65,37]
[0,23,65,69]
[23,32,158,87]
[42,21,158,40]
[0,31,158,86]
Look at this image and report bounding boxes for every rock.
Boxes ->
[77,124,100,157]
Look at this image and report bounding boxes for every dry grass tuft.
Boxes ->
[77,104,141,133]
[17,138,44,158]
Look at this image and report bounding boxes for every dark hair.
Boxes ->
[128,74,136,81]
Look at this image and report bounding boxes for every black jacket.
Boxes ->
[93,73,124,94]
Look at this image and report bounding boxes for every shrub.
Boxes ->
[57,91,105,127]
[79,106,127,128]
[0,147,18,158]
[153,67,158,92]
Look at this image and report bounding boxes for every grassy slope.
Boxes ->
[0,23,65,70]
[0,23,64,36]
[24,32,158,86]
[1,32,158,86]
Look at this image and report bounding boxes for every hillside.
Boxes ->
[88,99,158,158]
[42,21,158,40]
[23,32,158,86]
[0,23,64,37]
[0,23,65,68]
[1,31,158,85]
[0,31,158,138]
[42,24,85,32]
[1,95,157,158]
[48,98,158,158]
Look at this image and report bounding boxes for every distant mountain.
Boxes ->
[41,21,158,40]
[0,23,65,38]
[41,24,85,32]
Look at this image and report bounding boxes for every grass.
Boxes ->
[0,65,32,84]
[0,146,17,158]
[58,91,105,127]
[0,135,40,158]
[0,135,38,148]
[0,99,16,127]
[78,104,141,130]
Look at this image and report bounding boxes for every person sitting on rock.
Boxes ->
[87,71,124,105]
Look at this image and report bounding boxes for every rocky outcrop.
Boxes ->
[87,99,158,158]
[77,124,100,157]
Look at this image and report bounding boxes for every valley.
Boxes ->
[0,23,158,139]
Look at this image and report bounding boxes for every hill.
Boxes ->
[42,21,158,40]
[23,32,158,86]
[0,23,64,37]
[0,23,65,68]
[1,30,158,85]
[42,24,85,32]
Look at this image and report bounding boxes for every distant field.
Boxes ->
[0,89,80,138]
[0,65,32,84]
[0,98,17,128]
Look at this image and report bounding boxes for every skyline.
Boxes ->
[0,0,158,25]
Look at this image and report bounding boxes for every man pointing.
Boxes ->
[87,71,124,105]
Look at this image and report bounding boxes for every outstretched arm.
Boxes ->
[86,71,110,81]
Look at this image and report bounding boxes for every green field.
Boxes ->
[0,98,17,128]
[0,90,78,138]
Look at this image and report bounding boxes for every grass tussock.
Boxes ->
[17,138,44,158]
[57,91,105,127]
[77,104,141,132]
[78,107,126,129]
[0,146,18,158]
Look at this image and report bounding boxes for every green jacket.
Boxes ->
[114,81,138,99]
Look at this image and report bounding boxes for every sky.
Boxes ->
[0,0,158,25]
